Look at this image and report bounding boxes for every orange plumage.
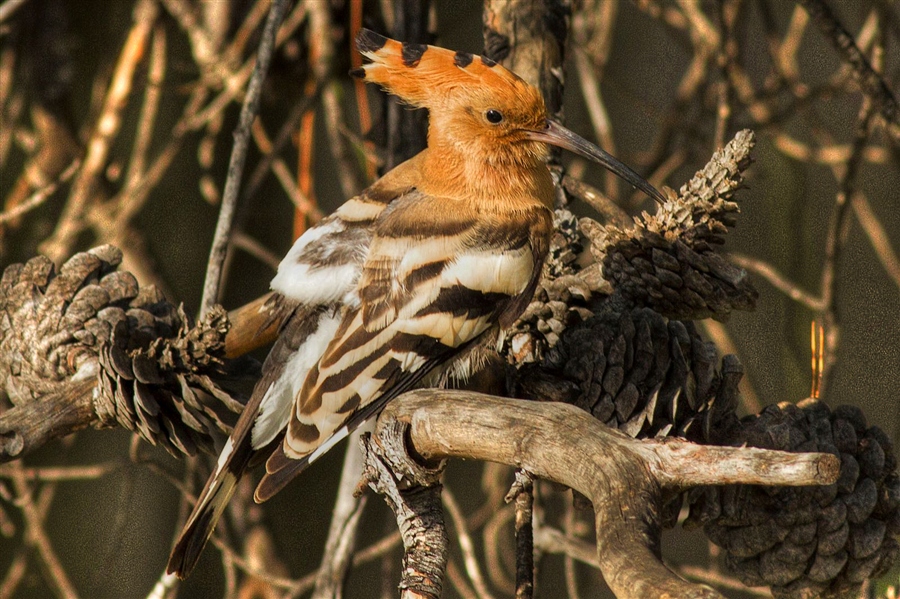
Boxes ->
[167,28,663,579]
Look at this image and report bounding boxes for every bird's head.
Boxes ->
[352,29,665,204]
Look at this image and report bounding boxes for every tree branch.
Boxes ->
[0,380,95,460]
[374,390,839,599]
[199,0,291,316]
[361,420,448,599]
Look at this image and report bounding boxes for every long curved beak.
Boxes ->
[523,120,666,205]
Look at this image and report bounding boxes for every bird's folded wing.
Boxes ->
[168,154,428,574]
[255,199,552,501]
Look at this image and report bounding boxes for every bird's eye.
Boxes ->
[485,109,503,124]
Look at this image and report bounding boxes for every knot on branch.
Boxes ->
[598,129,758,321]
[689,399,900,598]
[0,246,246,460]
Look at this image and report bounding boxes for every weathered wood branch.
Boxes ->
[372,390,840,599]
[361,419,448,599]
[0,379,95,459]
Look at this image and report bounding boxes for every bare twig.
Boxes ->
[483,505,515,592]
[8,463,78,599]
[507,470,534,599]
[0,473,59,599]
[0,0,28,24]
[728,251,823,311]
[0,462,119,481]
[311,433,368,599]
[818,101,876,393]
[797,0,899,128]
[852,192,900,294]
[118,23,168,225]
[444,487,496,599]
[349,0,378,181]
[0,158,80,226]
[679,565,771,597]
[40,0,158,263]
[199,0,292,316]
[562,174,631,229]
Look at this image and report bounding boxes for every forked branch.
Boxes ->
[368,390,840,599]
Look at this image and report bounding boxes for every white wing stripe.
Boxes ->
[270,262,360,305]
[443,247,533,295]
[251,313,342,448]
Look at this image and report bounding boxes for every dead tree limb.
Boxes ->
[370,390,840,599]
[361,419,448,599]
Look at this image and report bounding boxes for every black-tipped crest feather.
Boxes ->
[454,51,474,68]
[401,42,427,67]
[356,28,387,53]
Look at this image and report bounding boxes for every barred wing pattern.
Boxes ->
[255,198,553,501]
[166,299,325,576]
[167,158,419,577]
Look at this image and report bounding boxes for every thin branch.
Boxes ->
[818,101,876,392]
[199,0,292,317]
[0,0,28,24]
[533,525,597,568]
[0,158,80,226]
[311,433,368,599]
[39,0,158,263]
[118,23,168,225]
[0,470,58,599]
[0,462,120,482]
[231,231,282,271]
[796,0,900,129]
[679,566,771,597]
[482,505,515,592]
[728,252,823,310]
[562,502,583,599]
[508,470,534,599]
[444,487,496,599]
[349,0,378,181]
[852,191,900,294]
[9,463,78,599]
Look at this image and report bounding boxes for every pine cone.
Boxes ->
[0,246,245,457]
[597,129,758,321]
[94,303,245,457]
[503,208,606,364]
[514,307,742,443]
[690,399,900,598]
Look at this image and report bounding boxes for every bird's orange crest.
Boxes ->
[350,29,543,120]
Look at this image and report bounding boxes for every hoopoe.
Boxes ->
[167,29,664,578]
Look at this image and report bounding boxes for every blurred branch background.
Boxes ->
[1,0,899,597]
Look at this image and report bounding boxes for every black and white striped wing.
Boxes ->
[255,200,552,501]
[167,168,418,577]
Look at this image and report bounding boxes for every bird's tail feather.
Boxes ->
[166,442,253,578]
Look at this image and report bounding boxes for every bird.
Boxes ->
[167,28,665,578]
